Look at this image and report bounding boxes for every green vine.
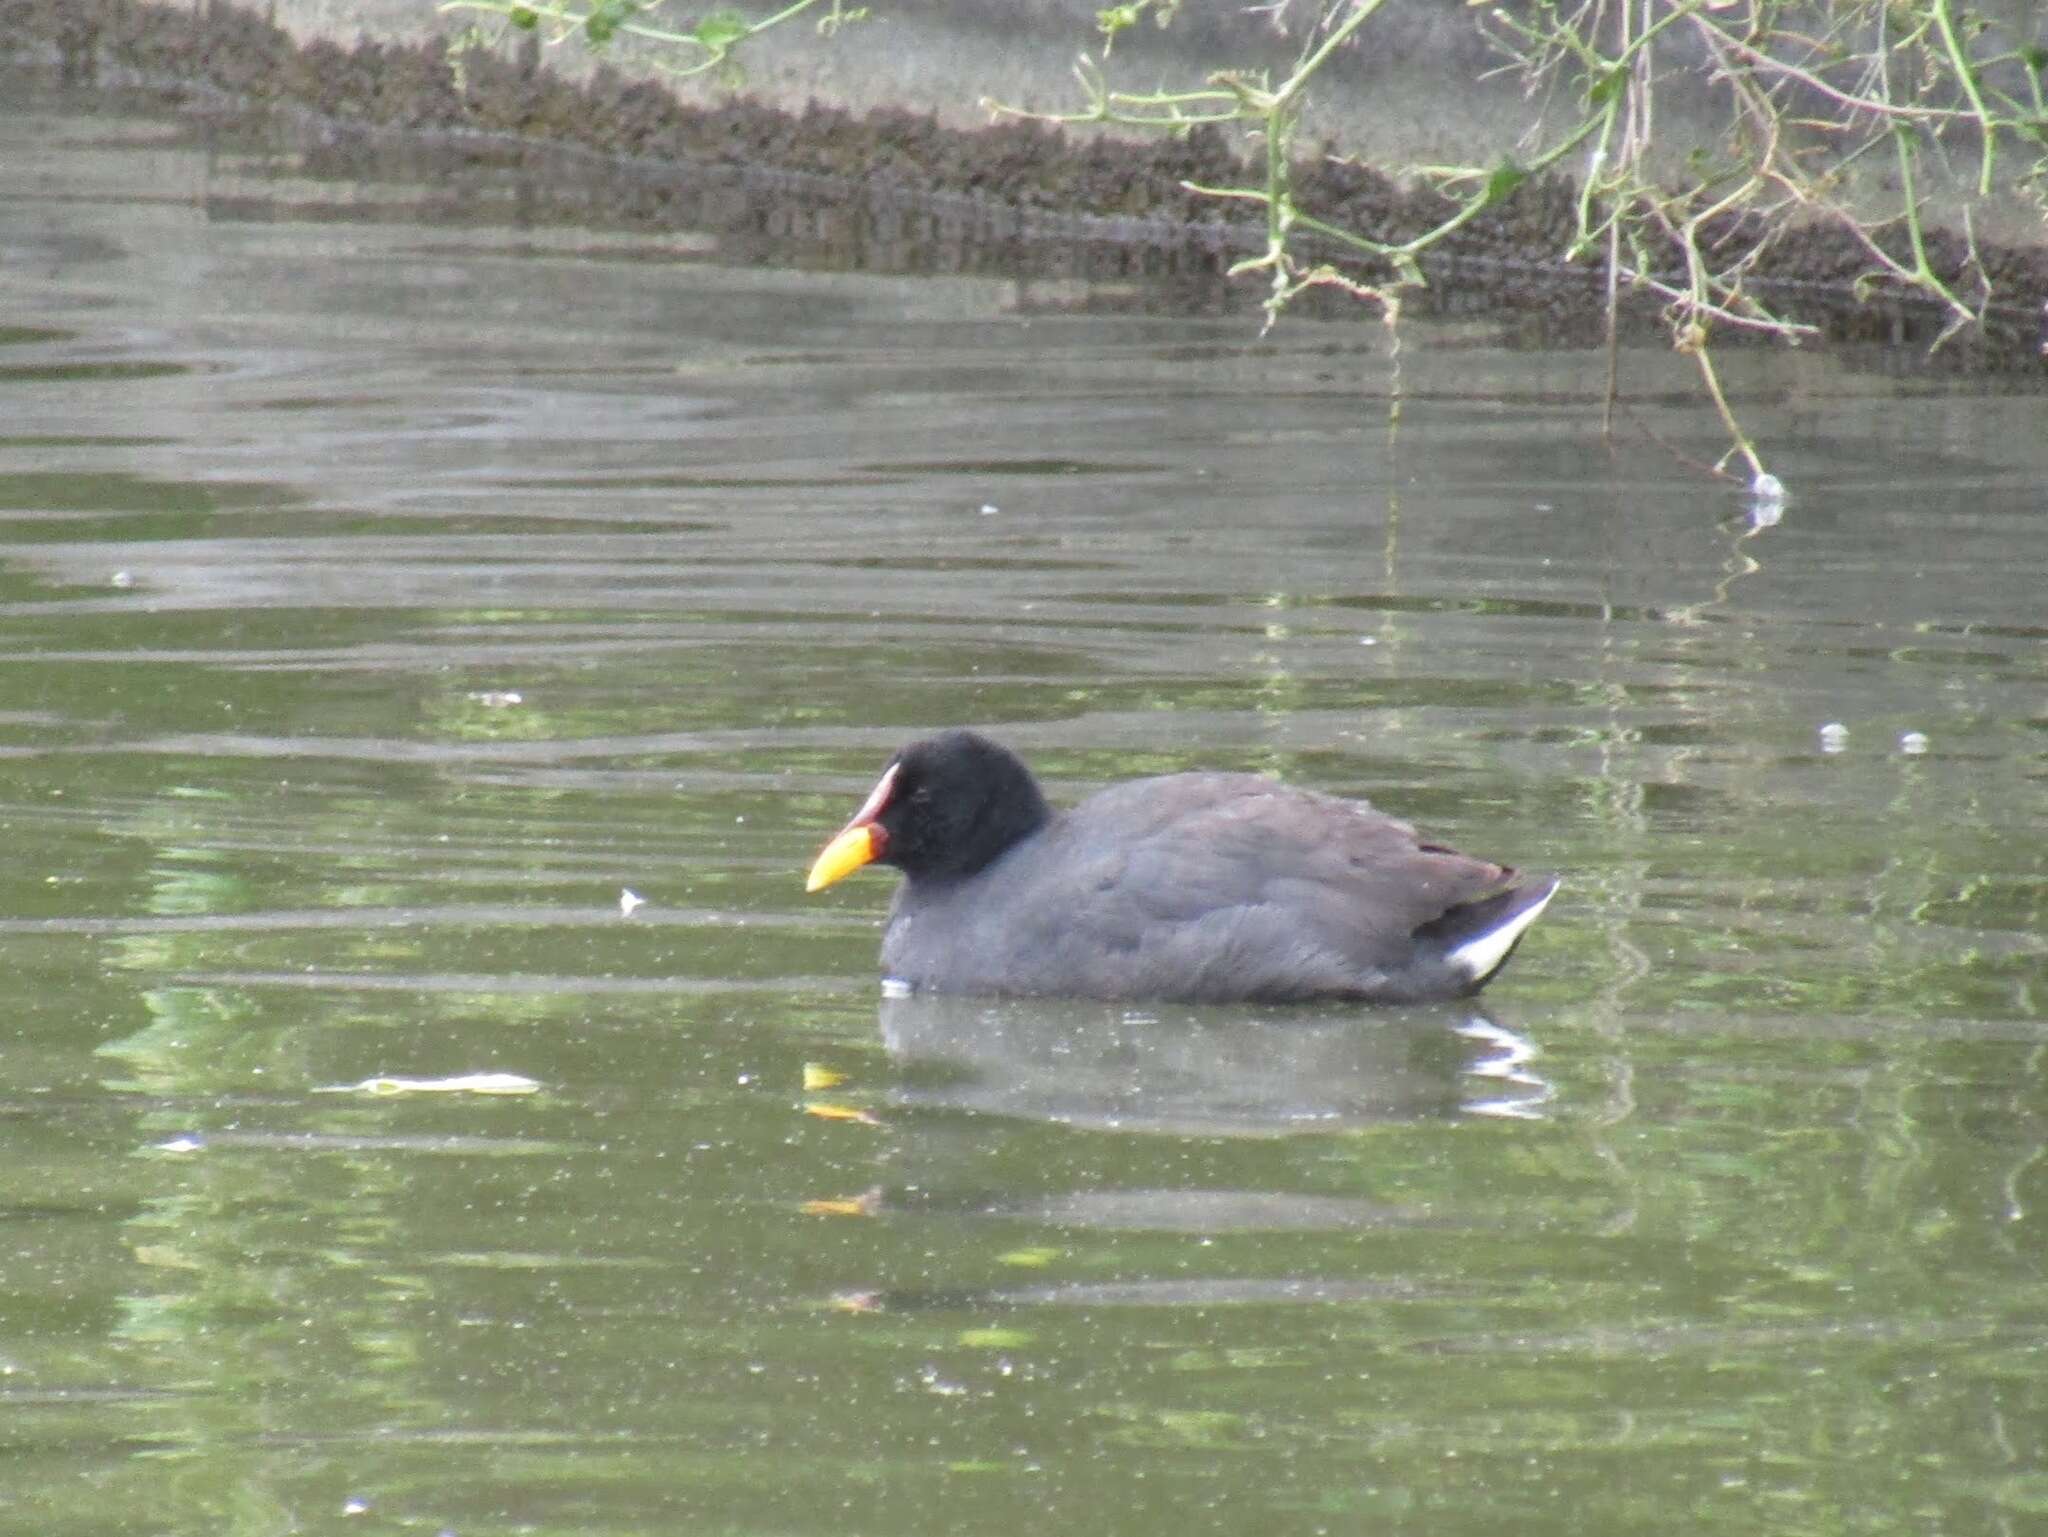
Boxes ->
[440,0,866,82]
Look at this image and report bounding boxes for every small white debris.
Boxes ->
[109,570,134,588]
[619,888,645,917]
[1818,722,1849,753]
[978,503,999,515]
[1899,731,1930,755]
[155,1133,206,1154]
[469,690,523,707]
[343,1499,370,1516]
[1748,472,1787,528]
[1359,636,1377,646]
[880,977,913,999]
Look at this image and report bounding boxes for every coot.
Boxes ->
[806,730,1558,1004]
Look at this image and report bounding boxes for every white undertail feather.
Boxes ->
[1446,878,1560,982]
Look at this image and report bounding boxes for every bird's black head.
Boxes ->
[807,729,1053,891]
[879,730,1053,880]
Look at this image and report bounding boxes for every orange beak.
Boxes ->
[806,823,879,892]
[805,763,898,892]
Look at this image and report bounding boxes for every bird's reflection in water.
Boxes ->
[824,997,1556,1314]
[879,991,1551,1136]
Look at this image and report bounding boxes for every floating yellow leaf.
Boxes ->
[996,1246,1061,1268]
[803,1101,880,1125]
[802,1062,847,1091]
[313,1072,541,1097]
[800,1194,878,1218]
[959,1327,1033,1349]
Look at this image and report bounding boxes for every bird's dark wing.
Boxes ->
[987,775,1521,1000]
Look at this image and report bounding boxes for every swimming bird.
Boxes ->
[806,729,1558,1005]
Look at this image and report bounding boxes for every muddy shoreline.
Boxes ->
[7,0,2044,372]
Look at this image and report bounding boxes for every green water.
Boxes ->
[0,103,2043,1535]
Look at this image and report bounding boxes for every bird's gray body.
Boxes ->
[878,771,1555,1004]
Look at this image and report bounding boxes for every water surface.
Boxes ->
[2,101,2044,1536]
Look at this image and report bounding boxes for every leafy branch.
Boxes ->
[424,0,2044,484]
[992,0,2048,486]
[439,0,866,81]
